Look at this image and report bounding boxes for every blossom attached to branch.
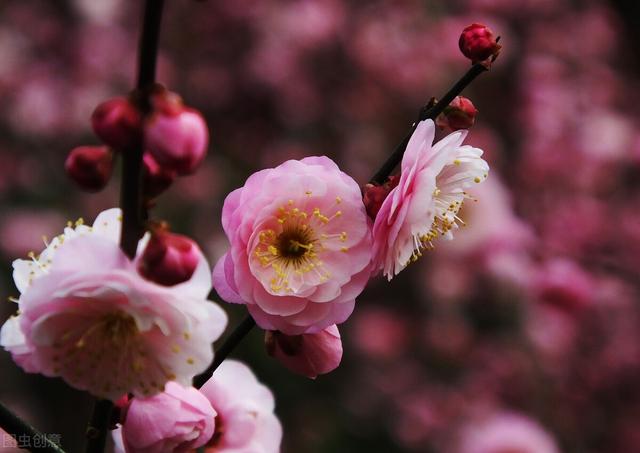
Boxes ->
[213,156,372,335]
[371,119,489,279]
[1,208,227,401]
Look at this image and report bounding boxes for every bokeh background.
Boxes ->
[1,0,639,451]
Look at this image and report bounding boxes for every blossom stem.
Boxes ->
[0,400,66,452]
[192,64,491,387]
[193,315,256,388]
[369,63,488,185]
[85,1,165,452]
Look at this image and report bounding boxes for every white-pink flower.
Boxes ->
[0,209,227,401]
[372,119,489,279]
[199,360,282,453]
[213,156,372,335]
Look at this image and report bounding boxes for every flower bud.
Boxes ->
[435,96,478,131]
[362,175,399,220]
[138,230,200,286]
[121,382,216,453]
[144,90,209,176]
[459,23,501,65]
[142,152,176,199]
[265,325,343,379]
[91,97,142,150]
[65,146,114,192]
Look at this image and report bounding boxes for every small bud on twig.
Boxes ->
[459,23,501,67]
[138,228,200,286]
[65,146,114,192]
[91,97,142,150]
[435,96,478,131]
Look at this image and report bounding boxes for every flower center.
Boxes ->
[252,195,349,294]
[275,228,314,260]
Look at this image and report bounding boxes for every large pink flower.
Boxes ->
[199,360,282,453]
[0,209,227,401]
[213,156,372,335]
[119,382,216,453]
[372,119,489,279]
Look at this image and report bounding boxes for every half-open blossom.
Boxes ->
[199,360,282,453]
[119,382,216,453]
[265,324,342,378]
[144,90,209,176]
[213,156,372,335]
[0,209,227,401]
[372,119,489,279]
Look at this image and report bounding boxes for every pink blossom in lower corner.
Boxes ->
[456,411,559,453]
[0,208,227,401]
[265,324,342,378]
[213,156,372,335]
[199,360,282,453]
[117,382,216,453]
[372,119,489,279]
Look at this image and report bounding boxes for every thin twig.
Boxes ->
[193,316,256,388]
[369,63,487,185]
[193,63,492,385]
[0,400,66,452]
[84,1,165,452]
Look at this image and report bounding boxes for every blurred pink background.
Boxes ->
[0,0,639,451]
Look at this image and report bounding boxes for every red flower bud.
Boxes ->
[435,96,478,131]
[138,230,200,286]
[91,97,142,150]
[142,152,176,199]
[265,325,343,379]
[65,146,114,192]
[362,175,399,220]
[144,90,209,176]
[459,23,501,66]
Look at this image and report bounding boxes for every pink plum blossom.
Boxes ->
[457,411,559,453]
[0,208,227,401]
[265,324,342,378]
[118,382,216,453]
[199,360,282,453]
[213,156,372,335]
[372,119,489,279]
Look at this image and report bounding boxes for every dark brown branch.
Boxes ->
[193,63,493,386]
[0,400,66,452]
[369,63,487,185]
[85,1,165,452]
[193,315,256,389]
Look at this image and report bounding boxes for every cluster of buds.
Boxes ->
[65,85,209,198]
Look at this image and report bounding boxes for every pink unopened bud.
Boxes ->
[121,382,216,453]
[363,175,399,219]
[144,90,209,176]
[143,152,176,199]
[91,97,142,150]
[65,146,114,192]
[138,230,201,286]
[459,23,501,66]
[435,96,478,131]
[265,325,343,379]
